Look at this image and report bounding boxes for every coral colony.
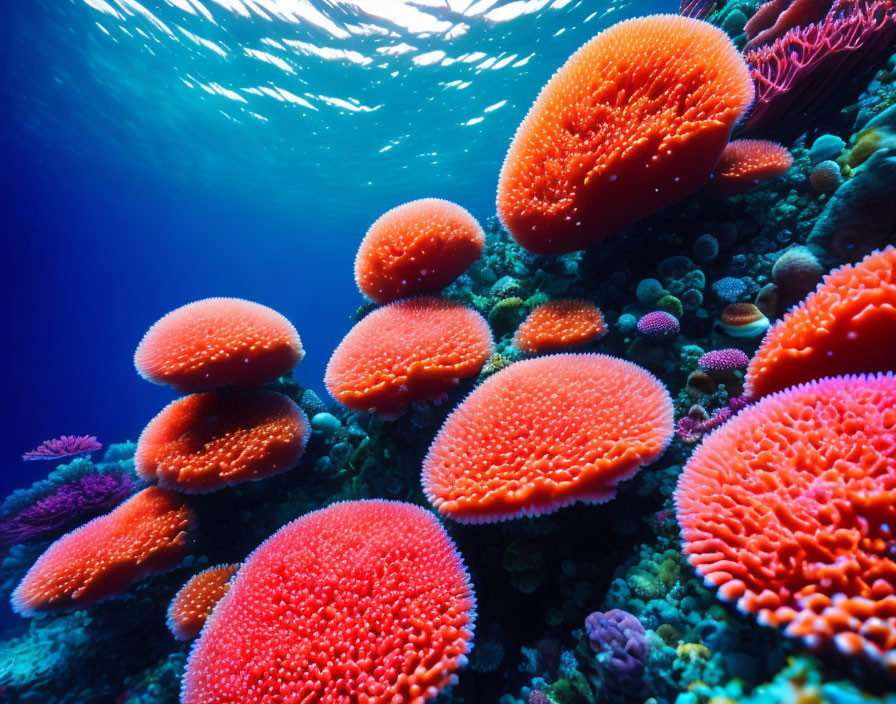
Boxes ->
[5,5,896,704]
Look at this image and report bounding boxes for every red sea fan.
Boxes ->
[22,435,102,461]
[743,0,896,141]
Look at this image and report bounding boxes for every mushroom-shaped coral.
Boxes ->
[167,564,239,641]
[717,303,770,338]
[496,15,753,254]
[698,348,749,371]
[11,487,195,616]
[513,300,606,353]
[636,311,680,340]
[746,247,896,399]
[422,354,673,523]
[181,500,475,704]
[355,199,485,304]
[708,139,792,196]
[134,298,303,393]
[675,373,896,670]
[135,390,309,493]
[325,297,493,418]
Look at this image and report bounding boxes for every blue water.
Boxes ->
[2,0,670,504]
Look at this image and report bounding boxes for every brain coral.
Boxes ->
[325,297,493,418]
[134,298,303,392]
[135,390,309,493]
[496,14,753,254]
[12,487,194,616]
[746,247,896,398]
[181,500,475,704]
[355,199,485,304]
[513,300,606,353]
[675,374,896,670]
[709,139,793,196]
[422,354,673,523]
[167,564,239,641]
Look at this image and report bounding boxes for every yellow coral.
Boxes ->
[676,643,711,662]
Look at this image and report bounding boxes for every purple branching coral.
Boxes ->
[675,396,752,444]
[0,472,133,548]
[23,435,102,461]
[584,609,649,691]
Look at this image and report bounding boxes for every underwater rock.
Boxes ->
[808,148,896,261]
[809,133,846,165]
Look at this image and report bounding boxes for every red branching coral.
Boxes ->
[743,0,896,140]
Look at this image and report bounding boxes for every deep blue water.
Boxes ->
[2,0,670,504]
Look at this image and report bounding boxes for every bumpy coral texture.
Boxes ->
[513,300,606,353]
[134,298,303,392]
[746,247,896,398]
[675,374,896,670]
[181,500,475,704]
[11,487,194,616]
[422,354,673,523]
[709,139,793,196]
[355,199,485,304]
[325,297,493,418]
[135,390,309,493]
[167,564,239,641]
[496,14,753,254]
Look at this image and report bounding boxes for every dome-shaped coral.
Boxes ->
[717,303,770,338]
[135,298,303,392]
[709,139,793,196]
[167,564,239,641]
[325,297,493,418]
[135,390,309,493]
[746,246,896,398]
[181,500,475,704]
[513,300,606,353]
[422,354,673,523]
[496,14,753,254]
[12,487,195,616]
[676,374,896,670]
[355,199,485,304]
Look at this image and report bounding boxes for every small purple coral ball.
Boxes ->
[585,609,649,690]
[636,311,679,340]
[698,348,749,371]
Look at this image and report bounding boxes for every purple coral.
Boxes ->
[0,472,133,548]
[636,311,679,340]
[23,435,102,461]
[698,348,750,371]
[676,396,752,443]
[585,609,649,690]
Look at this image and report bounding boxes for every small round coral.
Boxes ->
[718,303,770,338]
[12,487,195,615]
[709,139,792,195]
[355,199,485,304]
[496,14,753,253]
[636,311,680,340]
[134,298,303,392]
[746,246,896,398]
[698,348,749,371]
[168,564,240,641]
[676,374,896,670]
[325,297,493,418]
[181,500,475,704]
[513,300,607,353]
[809,160,843,194]
[422,354,673,523]
[136,390,309,493]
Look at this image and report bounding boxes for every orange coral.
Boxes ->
[709,139,793,196]
[675,374,896,670]
[11,487,195,616]
[167,564,239,641]
[355,199,485,304]
[134,298,303,392]
[422,354,673,523]
[182,500,475,704]
[135,390,309,493]
[513,300,607,353]
[746,247,896,398]
[325,297,493,418]
[496,15,753,254]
